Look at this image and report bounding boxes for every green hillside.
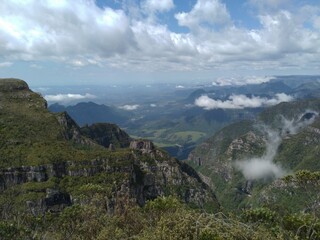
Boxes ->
[2,79,320,239]
[188,98,320,212]
[0,79,223,239]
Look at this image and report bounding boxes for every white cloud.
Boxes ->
[142,0,174,13]
[0,62,13,67]
[235,127,285,180]
[0,0,134,61]
[0,0,319,75]
[212,76,275,86]
[175,0,231,30]
[195,93,293,110]
[44,93,96,102]
[235,158,285,180]
[119,104,140,110]
[235,112,318,180]
[175,85,185,89]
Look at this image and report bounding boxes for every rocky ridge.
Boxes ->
[0,78,219,215]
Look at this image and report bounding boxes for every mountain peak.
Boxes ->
[0,78,29,92]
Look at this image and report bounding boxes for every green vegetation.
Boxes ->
[80,123,131,148]
[2,195,320,239]
[188,98,320,213]
[3,79,320,239]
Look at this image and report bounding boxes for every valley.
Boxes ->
[2,77,320,239]
[2,0,320,238]
[47,75,320,159]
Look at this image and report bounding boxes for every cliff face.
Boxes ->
[0,79,219,216]
[81,123,131,148]
[0,142,218,215]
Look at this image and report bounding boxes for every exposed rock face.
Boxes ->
[81,123,131,148]
[130,140,155,152]
[56,112,98,146]
[0,151,218,215]
[26,189,72,216]
[0,79,219,216]
[226,131,264,157]
[129,140,166,158]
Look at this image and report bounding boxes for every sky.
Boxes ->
[0,0,319,86]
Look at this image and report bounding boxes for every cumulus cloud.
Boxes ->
[44,93,96,102]
[0,0,134,61]
[142,0,174,13]
[195,93,293,110]
[175,0,231,30]
[0,0,319,74]
[119,104,140,110]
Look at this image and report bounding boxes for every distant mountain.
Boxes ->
[50,76,320,161]
[246,80,292,94]
[274,75,320,88]
[49,102,129,126]
[3,78,320,239]
[184,89,206,103]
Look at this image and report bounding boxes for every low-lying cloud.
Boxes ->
[44,93,96,102]
[280,111,319,135]
[195,93,293,110]
[119,104,140,110]
[235,111,318,180]
[212,76,275,86]
[235,128,285,180]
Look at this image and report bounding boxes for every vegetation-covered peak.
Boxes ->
[0,79,218,222]
[0,78,29,92]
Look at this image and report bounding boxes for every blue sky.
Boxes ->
[0,0,319,86]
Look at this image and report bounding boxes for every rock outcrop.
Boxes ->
[0,78,219,216]
[0,151,218,215]
[81,123,131,148]
[27,189,72,216]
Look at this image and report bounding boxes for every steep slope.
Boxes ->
[0,79,219,217]
[188,99,320,211]
[80,123,131,148]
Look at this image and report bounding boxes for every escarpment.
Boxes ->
[0,79,219,215]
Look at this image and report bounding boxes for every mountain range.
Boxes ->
[0,79,220,238]
[48,75,320,160]
[2,78,320,239]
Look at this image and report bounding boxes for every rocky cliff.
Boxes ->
[0,79,219,216]
[81,123,131,148]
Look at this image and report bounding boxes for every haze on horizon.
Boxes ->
[0,0,319,87]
